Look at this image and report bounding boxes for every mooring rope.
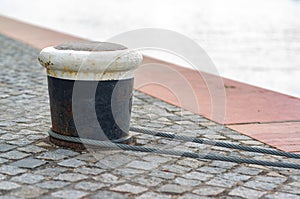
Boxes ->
[49,129,300,169]
[130,127,300,159]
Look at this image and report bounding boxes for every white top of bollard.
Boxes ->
[38,41,143,80]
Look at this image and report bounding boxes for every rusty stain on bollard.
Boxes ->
[38,41,143,149]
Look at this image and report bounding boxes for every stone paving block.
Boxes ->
[0,157,8,164]
[36,151,67,161]
[279,185,300,195]
[10,185,47,198]
[229,186,265,199]
[58,158,86,168]
[158,184,191,194]
[130,176,164,187]
[174,177,202,186]
[17,145,47,153]
[74,181,106,191]
[7,139,33,146]
[0,143,16,152]
[51,190,88,199]
[110,183,148,194]
[206,177,237,188]
[0,165,26,175]
[136,192,172,199]
[95,153,135,169]
[0,181,20,190]
[11,158,47,169]
[193,186,225,196]
[11,173,44,184]
[160,164,191,174]
[233,166,263,175]
[264,192,300,199]
[0,173,6,180]
[243,180,278,191]
[126,160,159,170]
[196,166,227,174]
[0,134,22,141]
[34,167,67,176]
[93,173,124,184]
[37,180,70,189]
[1,35,300,198]
[183,171,213,181]
[74,166,104,175]
[253,176,287,184]
[178,193,206,199]
[54,173,89,182]
[0,150,30,160]
[149,170,176,180]
[91,191,127,199]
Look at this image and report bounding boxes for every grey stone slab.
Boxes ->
[10,185,47,198]
[11,158,47,169]
[183,171,213,181]
[95,153,135,169]
[178,193,206,199]
[74,166,104,175]
[37,180,70,189]
[206,177,237,188]
[233,166,263,175]
[54,173,89,182]
[136,192,172,199]
[0,165,26,175]
[0,173,6,180]
[174,177,202,186]
[91,191,127,199]
[0,150,30,160]
[229,186,265,199]
[18,145,47,153]
[58,158,86,168]
[265,192,300,199]
[0,157,8,164]
[93,173,124,184]
[110,184,147,194]
[7,139,33,146]
[193,186,225,196]
[11,173,44,184]
[126,160,159,170]
[0,143,16,152]
[51,190,88,199]
[149,170,176,180]
[158,184,191,194]
[130,176,163,187]
[279,185,300,195]
[75,181,106,191]
[34,167,67,176]
[244,180,278,191]
[0,181,20,190]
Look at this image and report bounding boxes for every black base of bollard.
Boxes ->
[47,76,134,147]
[49,130,133,150]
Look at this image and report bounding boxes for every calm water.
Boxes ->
[1,0,300,97]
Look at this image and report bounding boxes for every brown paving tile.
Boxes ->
[137,58,300,124]
[228,122,300,152]
[0,16,85,49]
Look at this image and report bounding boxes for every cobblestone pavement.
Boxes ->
[0,34,300,199]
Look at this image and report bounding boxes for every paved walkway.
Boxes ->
[1,16,300,154]
[1,34,300,198]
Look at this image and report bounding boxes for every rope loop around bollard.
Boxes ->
[48,128,300,170]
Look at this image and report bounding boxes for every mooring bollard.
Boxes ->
[38,41,143,148]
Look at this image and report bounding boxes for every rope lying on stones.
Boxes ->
[130,127,300,159]
[49,130,300,169]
